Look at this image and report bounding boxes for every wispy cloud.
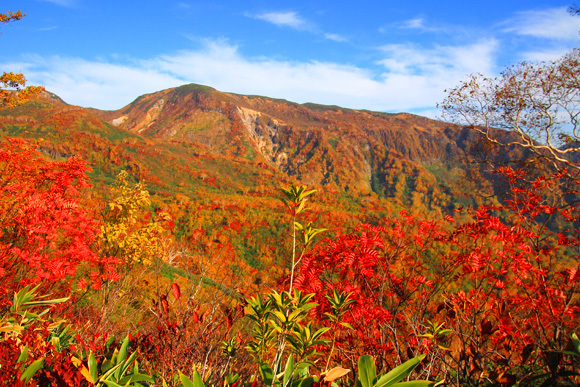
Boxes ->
[38,26,58,32]
[324,33,347,42]
[378,39,498,77]
[248,11,347,42]
[6,38,500,116]
[501,7,580,40]
[13,55,183,110]
[249,11,309,30]
[520,47,575,62]
[400,17,425,29]
[380,17,440,34]
[39,0,77,7]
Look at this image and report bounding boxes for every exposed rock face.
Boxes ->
[236,106,280,159]
[2,83,533,216]
[117,98,165,134]
[87,83,502,201]
[111,115,127,126]
[142,98,165,132]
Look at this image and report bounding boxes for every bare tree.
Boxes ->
[440,49,580,173]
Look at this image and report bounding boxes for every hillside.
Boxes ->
[2,85,500,211]
[3,83,580,387]
[0,84,512,282]
[92,83,502,211]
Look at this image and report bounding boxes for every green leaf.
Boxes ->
[271,310,289,323]
[295,361,312,378]
[17,345,29,363]
[88,352,98,383]
[119,374,154,384]
[106,335,115,350]
[417,334,434,339]
[117,335,130,365]
[357,355,376,387]
[22,297,69,307]
[179,371,195,387]
[12,285,38,312]
[375,355,425,387]
[312,326,331,339]
[20,358,44,383]
[117,350,138,379]
[287,308,307,323]
[260,361,279,387]
[226,373,240,385]
[296,200,307,215]
[191,366,206,387]
[102,359,114,373]
[283,355,295,387]
[99,362,124,382]
[270,320,284,334]
[572,333,580,354]
[292,376,315,387]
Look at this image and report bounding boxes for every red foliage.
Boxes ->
[0,322,86,387]
[0,138,118,304]
[295,167,580,383]
[295,218,447,370]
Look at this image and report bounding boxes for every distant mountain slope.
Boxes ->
[1,84,512,219]
[88,83,502,212]
[2,84,534,282]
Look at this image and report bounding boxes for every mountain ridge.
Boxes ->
[1,83,508,218]
[90,83,479,195]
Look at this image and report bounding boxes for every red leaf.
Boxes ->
[171,282,181,300]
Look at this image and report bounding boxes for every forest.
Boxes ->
[2,9,580,387]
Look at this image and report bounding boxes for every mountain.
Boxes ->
[85,83,502,212]
[0,84,508,219]
[0,83,532,286]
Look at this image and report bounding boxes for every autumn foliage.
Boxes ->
[1,134,580,386]
[0,11,44,107]
[1,10,580,383]
[0,138,118,304]
[294,167,580,384]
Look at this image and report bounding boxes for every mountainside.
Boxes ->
[0,83,537,298]
[0,83,509,220]
[88,83,502,212]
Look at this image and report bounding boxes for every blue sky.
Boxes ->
[1,0,580,117]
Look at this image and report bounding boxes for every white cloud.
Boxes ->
[324,33,348,42]
[6,39,499,113]
[378,39,498,77]
[520,47,575,62]
[502,7,580,40]
[380,17,440,34]
[401,18,425,29]
[370,40,498,111]
[249,11,308,30]
[15,55,184,109]
[38,26,58,32]
[248,11,346,42]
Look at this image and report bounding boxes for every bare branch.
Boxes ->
[440,49,580,172]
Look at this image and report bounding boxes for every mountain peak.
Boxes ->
[2,83,502,214]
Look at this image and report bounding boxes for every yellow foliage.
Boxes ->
[1,12,45,107]
[100,171,171,266]
[0,10,24,24]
